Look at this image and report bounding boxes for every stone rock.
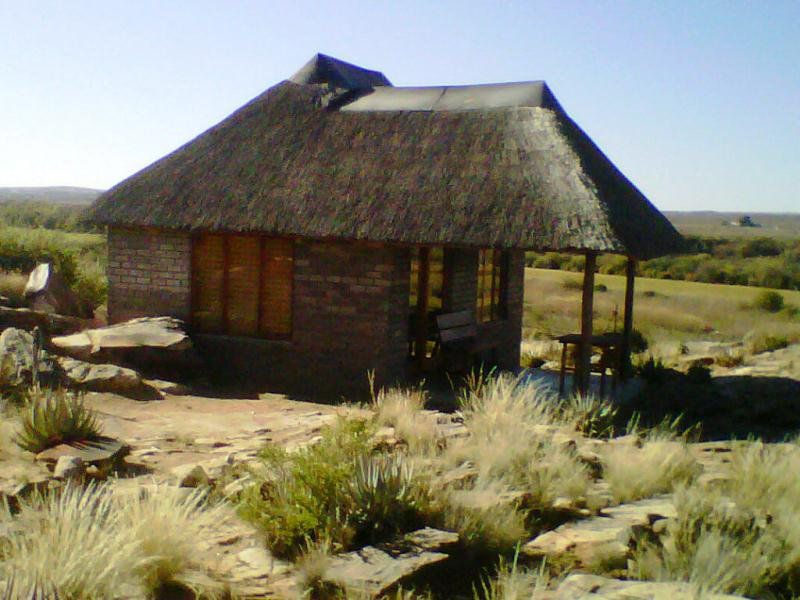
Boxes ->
[57,356,148,395]
[552,573,745,599]
[142,378,192,396]
[24,263,88,317]
[50,316,201,378]
[522,496,676,568]
[0,327,62,387]
[323,544,449,598]
[224,546,292,583]
[402,528,459,552]
[0,306,87,336]
[172,464,211,488]
[35,438,129,470]
[439,461,479,489]
[53,455,85,479]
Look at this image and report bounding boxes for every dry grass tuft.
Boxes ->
[0,270,27,306]
[370,383,437,453]
[631,442,800,597]
[474,551,550,600]
[0,482,231,597]
[600,439,699,503]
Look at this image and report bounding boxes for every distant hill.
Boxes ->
[0,186,103,206]
[665,211,800,239]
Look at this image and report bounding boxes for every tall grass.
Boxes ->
[0,482,230,597]
[371,383,437,453]
[631,442,800,597]
[600,439,699,503]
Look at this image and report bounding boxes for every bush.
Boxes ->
[754,290,784,313]
[0,482,229,597]
[741,237,783,258]
[747,332,790,354]
[562,394,618,438]
[14,388,102,453]
[238,418,430,559]
[686,362,712,385]
[635,356,668,384]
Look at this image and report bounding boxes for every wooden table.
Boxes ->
[556,332,624,397]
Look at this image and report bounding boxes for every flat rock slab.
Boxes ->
[550,573,746,599]
[323,528,459,597]
[58,356,148,394]
[82,391,357,480]
[523,496,675,567]
[35,438,129,468]
[324,546,449,598]
[50,316,200,378]
[52,317,190,354]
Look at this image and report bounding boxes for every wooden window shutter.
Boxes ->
[226,235,260,336]
[260,238,293,337]
[191,234,225,332]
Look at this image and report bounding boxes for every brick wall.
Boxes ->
[193,239,410,398]
[106,227,523,396]
[441,247,523,371]
[443,248,477,312]
[107,227,191,322]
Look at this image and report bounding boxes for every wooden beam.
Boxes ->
[414,247,431,369]
[222,235,230,334]
[578,252,597,396]
[620,257,637,379]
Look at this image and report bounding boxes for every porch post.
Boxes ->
[578,252,597,396]
[620,257,637,379]
[414,247,431,369]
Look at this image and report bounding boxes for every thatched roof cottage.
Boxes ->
[89,54,682,395]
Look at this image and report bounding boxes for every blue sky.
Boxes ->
[1,1,798,212]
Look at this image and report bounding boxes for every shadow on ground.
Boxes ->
[618,370,800,441]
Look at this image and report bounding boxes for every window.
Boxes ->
[477,249,506,323]
[191,234,293,338]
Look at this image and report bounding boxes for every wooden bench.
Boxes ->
[434,310,478,370]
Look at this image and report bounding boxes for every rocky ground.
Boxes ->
[1,307,798,598]
[0,384,753,599]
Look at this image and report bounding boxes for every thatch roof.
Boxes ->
[90,54,683,258]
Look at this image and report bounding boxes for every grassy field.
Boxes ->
[0,226,106,309]
[524,267,800,354]
[665,211,800,239]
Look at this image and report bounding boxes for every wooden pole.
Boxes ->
[415,247,431,369]
[578,252,597,396]
[620,257,637,379]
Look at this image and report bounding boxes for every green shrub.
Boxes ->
[238,418,429,559]
[349,454,430,544]
[562,394,618,438]
[754,290,784,313]
[686,362,712,385]
[14,388,102,453]
[747,333,790,354]
[635,356,668,384]
[741,237,783,258]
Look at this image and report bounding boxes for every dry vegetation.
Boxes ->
[523,267,800,358]
[0,483,231,598]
